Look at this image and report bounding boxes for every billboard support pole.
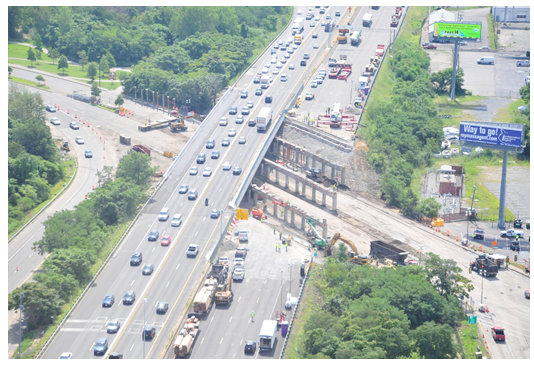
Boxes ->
[497,151,508,229]
[450,42,459,100]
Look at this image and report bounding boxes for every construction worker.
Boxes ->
[279,232,282,240]
[273,226,276,234]
[286,199,290,205]
[251,311,255,322]
[260,218,263,224]
[516,234,519,240]
[281,208,284,215]
[285,243,288,252]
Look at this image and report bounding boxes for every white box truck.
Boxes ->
[362,13,373,26]
[259,320,277,351]
[256,107,272,131]
[292,17,304,35]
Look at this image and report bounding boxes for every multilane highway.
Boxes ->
[42,5,348,359]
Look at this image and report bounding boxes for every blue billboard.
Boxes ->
[459,122,524,149]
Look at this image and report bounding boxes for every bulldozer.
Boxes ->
[326,233,373,265]
[60,141,69,152]
[214,275,233,306]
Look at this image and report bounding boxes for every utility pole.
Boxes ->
[18,293,24,359]
[143,298,147,359]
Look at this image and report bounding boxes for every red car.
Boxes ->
[491,327,505,341]
[161,235,171,246]
[423,44,437,49]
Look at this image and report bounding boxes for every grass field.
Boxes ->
[8,75,50,91]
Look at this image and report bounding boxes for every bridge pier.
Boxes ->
[275,169,279,185]
[322,219,328,240]
[322,190,326,206]
[340,166,346,185]
[311,185,317,202]
[332,192,337,210]
[290,206,295,226]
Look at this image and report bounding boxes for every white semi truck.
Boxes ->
[256,107,272,132]
[259,320,277,352]
[292,17,304,35]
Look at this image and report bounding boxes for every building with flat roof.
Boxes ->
[492,7,530,23]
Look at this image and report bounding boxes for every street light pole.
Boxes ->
[143,298,147,359]
[18,293,24,359]
[288,262,294,294]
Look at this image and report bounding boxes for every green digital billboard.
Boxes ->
[434,23,481,39]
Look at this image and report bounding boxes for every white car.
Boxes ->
[281,74,287,82]
[189,166,198,175]
[233,267,245,281]
[223,162,232,170]
[270,58,277,64]
[59,353,73,359]
[316,77,323,84]
[284,53,291,59]
[517,60,530,67]
[234,258,245,268]
[273,69,279,75]
[310,22,316,27]
[203,167,213,177]
[247,101,254,108]
[171,214,182,227]
[289,64,295,70]
[75,136,84,144]
[264,62,270,68]
[50,117,60,125]
[313,43,319,49]
[311,81,318,88]
[228,129,237,137]
[219,117,228,126]
[276,62,282,68]
[280,58,287,64]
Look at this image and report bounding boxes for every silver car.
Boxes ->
[223,162,232,170]
[107,319,121,333]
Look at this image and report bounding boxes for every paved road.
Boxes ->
[40,4,348,359]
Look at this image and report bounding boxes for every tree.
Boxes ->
[35,74,45,85]
[104,51,116,69]
[11,119,58,162]
[43,248,96,284]
[240,23,249,38]
[115,151,156,187]
[48,48,60,64]
[8,282,63,328]
[412,321,457,359]
[34,33,43,51]
[34,271,78,299]
[91,82,101,98]
[417,198,441,219]
[34,48,42,61]
[96,165,114,188]
[336,242,348,262]
[58,55,69,74]
[424,253,474,298]
[27,47,36,67]
[87,62,97,82]
[98,57,110,85]
[78,50,88,70]
[8,65,13,76]
[114,94,125,108]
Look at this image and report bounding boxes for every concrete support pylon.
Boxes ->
[276,169,279,184]
[340,166,346,185]
[295,180,299,195]
[290,207,296,226]
[322,219,328,240]
[311,185,316,202]
[301,212,306,230]
[332,192,337,210]
[252,190,258,206]
[321,161,326,174]
[284,205,289,221]
[322,190,326,206]
[273,202,279,218]
[302,180,306,197]
[331,166,335,180]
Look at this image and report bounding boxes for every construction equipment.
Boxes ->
[192,277,218,314]
[174,315,200,357]
[131,144,151,156]
[431,217,444,227]
[251,207,267,220]
[337,26,351,44]
[370,240,409,264]
[138,117,179,132]
[469,254,498,277]
[326,233,373,265]
[375,44,385,57]
[513,219,523,228]
[170,119,188,132]
[305,168,325,182]
[119,134,131,145]
[306,220,327,247]
[60,141,69,151]
[214,275,233,305]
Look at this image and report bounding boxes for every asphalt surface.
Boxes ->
[40,4,349,360]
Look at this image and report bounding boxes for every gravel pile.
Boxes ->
[276,124,381,199]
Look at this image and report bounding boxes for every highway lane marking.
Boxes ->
[166,282,170,288]
[219,188,222,192]
[203,217,206,221]
[180,202,184,206]
[229,317,232,323]
[240,339,243,345]
[175,264,180,270]
[226,175,229,180]
[130,280,135,286]
[130,343,135,351]
[257,297,260,303]
[238,296,241,302]
[89,342,95,351]
[201,337,204,345]
[195,231,198,237]
[151,247,155,252]
[211,317,215,323]
[28,252,34,258]
[220,338,224,344]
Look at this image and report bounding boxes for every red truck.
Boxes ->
[337,65,352,80]
[329,67,340,79]
[375,44,385,57]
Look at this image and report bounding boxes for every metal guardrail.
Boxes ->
[8,158,78,243]
[279,259,313,358]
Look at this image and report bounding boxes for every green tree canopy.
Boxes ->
[115,151,156,186]
[27,47,36,67]
[8,282,63,327]
[58,55,69,73]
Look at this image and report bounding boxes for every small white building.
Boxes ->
[492,7,530,23]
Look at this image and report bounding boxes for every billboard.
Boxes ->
[459,122,524,149]
[434,23,482,39]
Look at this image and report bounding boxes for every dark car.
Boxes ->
[300,60,307,66]
[102,295,115,307]
[130,252,143,265]
[143,326,156,340]
[188,189,198,200]
[108,353,123,359]
[211,209,221,219]
[148,230,159,241]
[85,150,93,158]
[178,184,189,194]
[46,105,56,112]
[265,95,273,103]
[235,247,247,259]
[123,291,136,305]
[206,139,215,149]
[156,302,169,314]
[233,166,242,175]
[492,327,505,341]
[197,153,206,164]
[473,229,484,240]
[423,44,437,49]
[142,263,154,275]
[229,106,238,115]
[94,338,108,355]
[244,340,257,354]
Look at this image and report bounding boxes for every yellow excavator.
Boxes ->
[326,233,373,265]
[214,275,233,305]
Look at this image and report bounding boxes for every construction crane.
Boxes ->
[326,233,373,265]
[306,219,327,247]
